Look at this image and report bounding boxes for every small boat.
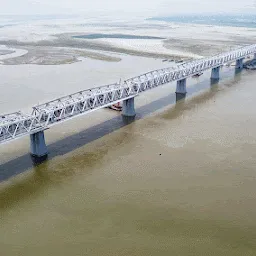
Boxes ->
[107,102,122,111]
[192,72,203,78]
[162,59,168,62]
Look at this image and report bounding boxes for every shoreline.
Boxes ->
[0,19,254,66]
[0,36,191,65]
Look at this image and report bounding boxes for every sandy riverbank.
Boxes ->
[0,18,255,65]
[1,46,121,65]
[0,50,15,56]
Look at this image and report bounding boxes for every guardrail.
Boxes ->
[1,44,256,145]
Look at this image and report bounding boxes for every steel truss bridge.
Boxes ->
[1,44,256,146]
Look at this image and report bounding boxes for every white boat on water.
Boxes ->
[192,72,203,78]
[107,102,122,111]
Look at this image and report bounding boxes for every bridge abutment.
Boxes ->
[122,97,136,117]
[235,58,244,69]
[176,79,187,95]
[30,131,48,157]
[211,66,220,80]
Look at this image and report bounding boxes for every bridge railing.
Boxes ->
[0,112,42,143]
[124,44,256,91]
[0,44,256,144]
[31,82,138,128]
[27,44,256,128]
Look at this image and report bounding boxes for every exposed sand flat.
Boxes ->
[0,35,191,63]
[0,45,15,56]
[0,48,28,62]
[0,50,15,56]
[1,46,121,65]
[0,18,255,65]
[94,38,202,58]
[164,37,255,57]
[0,17,255,42]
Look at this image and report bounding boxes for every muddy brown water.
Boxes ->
[0,56,256,255]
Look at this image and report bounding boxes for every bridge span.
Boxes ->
[1,44,256,158]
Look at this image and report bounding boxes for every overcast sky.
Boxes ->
[1,0,256,16]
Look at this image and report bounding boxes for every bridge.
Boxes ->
[1,44,256,158]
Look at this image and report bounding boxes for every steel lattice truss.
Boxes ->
[124,44,256,89]
[32,83,136,126]
[0,112,42,143]
[1,44,256,144]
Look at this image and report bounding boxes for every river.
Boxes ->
[1,54,256,255]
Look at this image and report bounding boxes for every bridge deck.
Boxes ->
[1,44,256,144]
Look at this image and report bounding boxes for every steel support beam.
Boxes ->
[211,66,220,80]
[30,131,48,157]
[122,98,136,117]
[1,44,256,145]
[176,78,187,95]
[236,58,244,69]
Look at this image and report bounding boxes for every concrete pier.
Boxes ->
[176,79,187,95]
[211,66,220,80]
[176,93,186,102]
[30,131,48,157]
[236,58,244,69]
[122,97,136,117]
[254,53,256,60]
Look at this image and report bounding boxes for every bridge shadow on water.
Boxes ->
[0,69,242,183]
